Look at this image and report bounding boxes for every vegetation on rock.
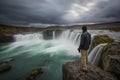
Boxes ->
[89,35,114,53]
[101,42,120,79]
[27,68,43,80]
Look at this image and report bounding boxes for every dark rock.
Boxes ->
[0,64,12,73]
[63,61,117,80]
[0,32,14,43]
[101,42,120,79]
[55,30,62,38]
[43,30,62,40]
[103,55,120,79]
[27,68,43,80]
[43,30,53,40]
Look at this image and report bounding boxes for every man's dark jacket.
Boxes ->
[78,31,91,51]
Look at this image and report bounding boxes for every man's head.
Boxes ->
[82,25,87,32]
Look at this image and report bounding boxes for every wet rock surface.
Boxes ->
[43,30,53,40]
[27,68,44,80]
[43,30,62,40]
[0,64,12,73]
[63,61,117,80]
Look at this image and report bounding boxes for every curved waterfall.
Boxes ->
[0,30,107,80]
[88,43,107,66]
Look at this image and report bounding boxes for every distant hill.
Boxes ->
[0,21,120,35]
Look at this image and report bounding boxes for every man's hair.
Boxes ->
[82,25,87,31]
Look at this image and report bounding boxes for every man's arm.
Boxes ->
[78,33,85,52]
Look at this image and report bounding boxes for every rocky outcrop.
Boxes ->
[43,30,62,40]
[103,55,120,79]
[0,32,14,43]
[0,64,12,73]
[89,35,114,53]
[43,30,54,40]
[101,42,120,79]
[63,61,117,80]
[27,68,44,80]
[54,30,62,38]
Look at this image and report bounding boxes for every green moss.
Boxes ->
[27,68,43,80]
[89,35,114,53]
[102,44,109,54]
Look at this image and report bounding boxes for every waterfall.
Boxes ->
[14,33,43,41]
[88,43,107,66]
[53,31,55,39]
[14,30,81,45]
[60,30,81,45]
[1,29,112,80]
[13,30,106,66]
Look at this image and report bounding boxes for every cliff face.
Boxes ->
[62,35,120,80]
[63,61,117,80]
[0,25,43,43]
[101,42,120,79]
[0,24,62,43]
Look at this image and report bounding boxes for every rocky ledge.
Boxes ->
[63,61,117,80]
[101,42,120,79]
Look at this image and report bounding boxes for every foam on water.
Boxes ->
[0,30,119,80]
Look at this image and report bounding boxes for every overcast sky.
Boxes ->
[0,0,120,26]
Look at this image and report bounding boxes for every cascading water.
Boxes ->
[0,30,119,80]
[0,30,81,80]
[88,43,107,66]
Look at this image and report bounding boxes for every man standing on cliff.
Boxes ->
[78,25,91,71]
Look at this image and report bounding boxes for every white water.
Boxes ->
[0,30,119,80]
[88,43,107,65]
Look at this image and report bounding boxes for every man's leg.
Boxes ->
[80,50,88,70]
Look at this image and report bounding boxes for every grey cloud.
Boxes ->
[0,0,120,26]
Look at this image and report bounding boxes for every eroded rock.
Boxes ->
[101,42,120,79]
[63,61,117,80]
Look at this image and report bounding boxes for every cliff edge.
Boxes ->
[62,61,117,80]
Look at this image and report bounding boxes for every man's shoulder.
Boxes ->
[83,32,91,35]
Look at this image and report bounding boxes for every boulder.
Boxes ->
[0,64,12,73]
[27,68,43,80]
[63,61,117,80]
